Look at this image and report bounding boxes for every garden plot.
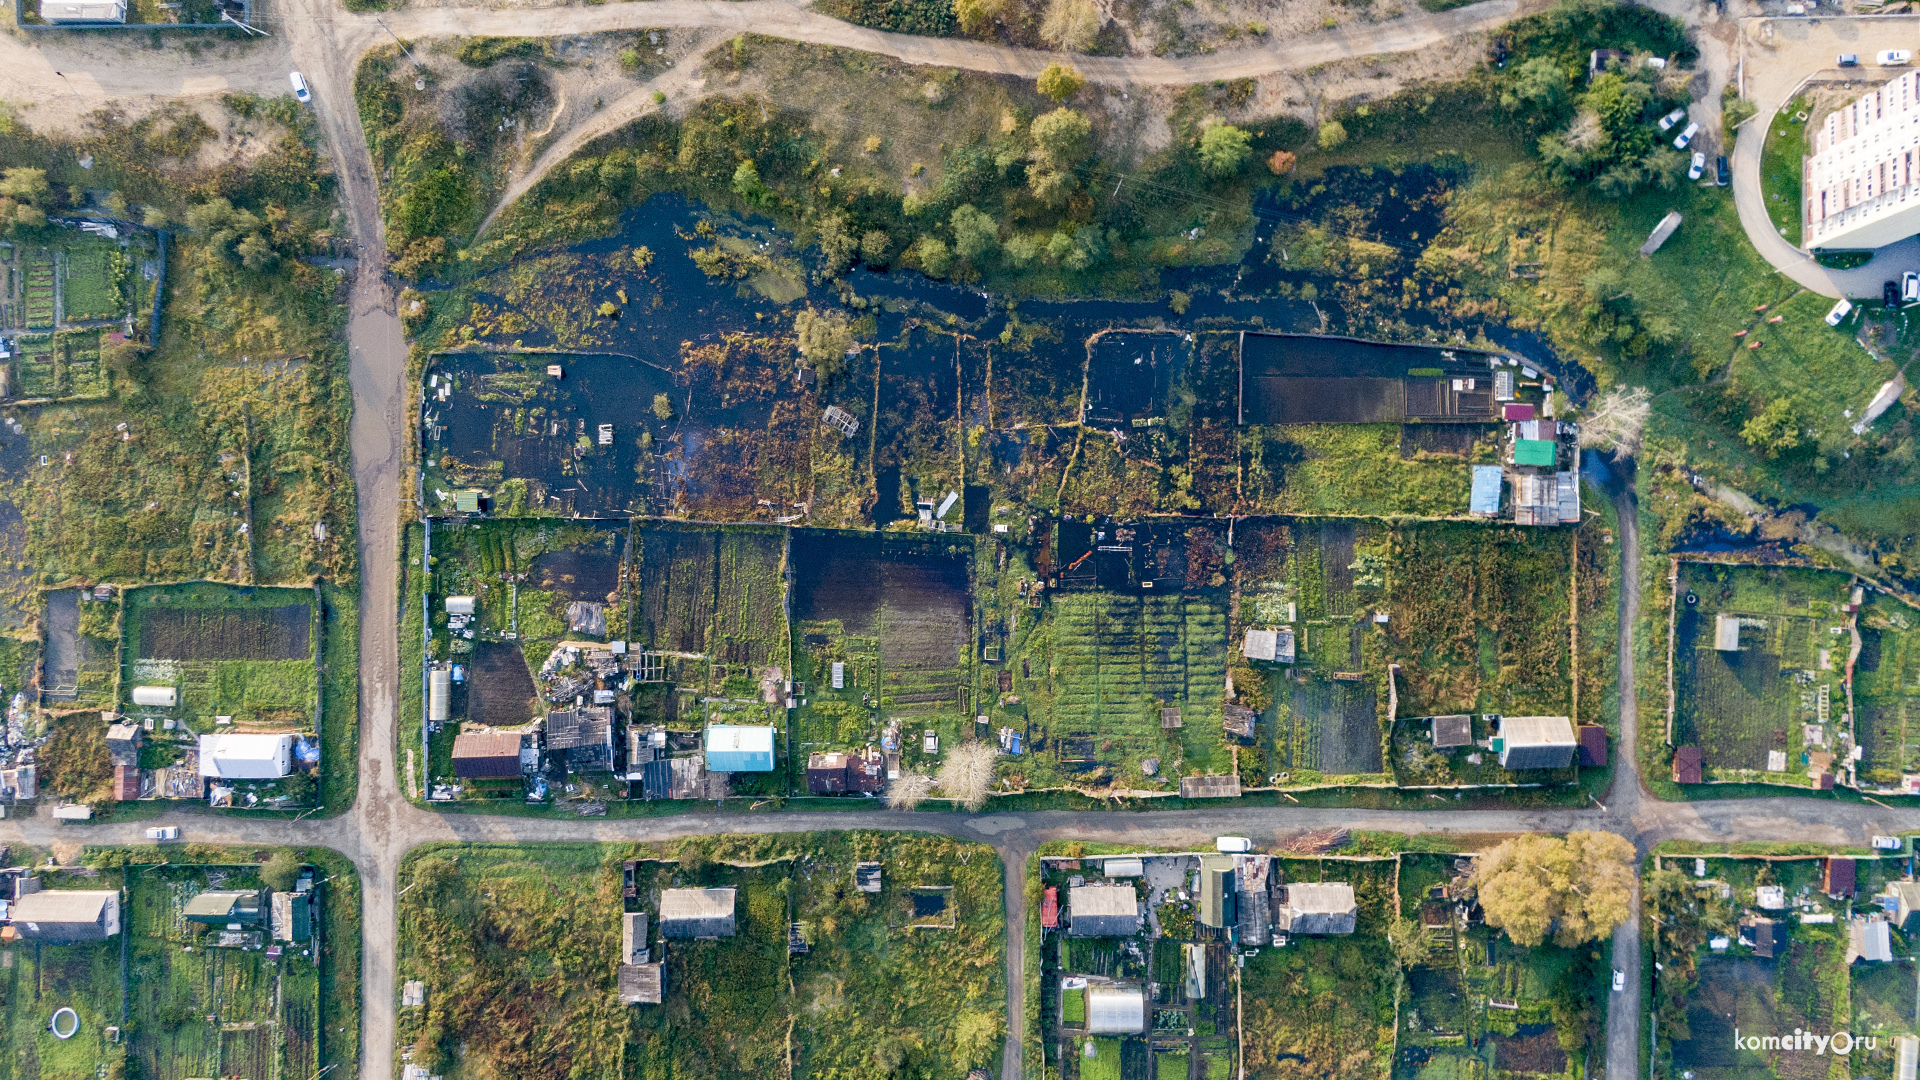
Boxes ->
[0,928,123,1080]
[632,523,786,666]
[60,239,130,324]
[1396,853,1598,1080]
[6,332,106,402]
[43,587,117,707]
[790,531,972,755]
[124,583,318,731]
[1852,593,1920,788]
[1234,518,1580,788]
[125,863,323,1080]
[1670,562,1856,785]
[395,833,1005,1080]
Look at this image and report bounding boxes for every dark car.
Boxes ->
[1885,280,1902,308]
[1715,156,1730,186]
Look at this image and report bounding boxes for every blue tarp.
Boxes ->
[1470,465,1503,516]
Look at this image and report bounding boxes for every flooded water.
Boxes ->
[426,174,1587,522]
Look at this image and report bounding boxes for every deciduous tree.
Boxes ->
[936,740,998,810]
[1467,831,1634,947]
[1036,62,1085,103]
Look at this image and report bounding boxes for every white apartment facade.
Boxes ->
[1805,71,1920,251]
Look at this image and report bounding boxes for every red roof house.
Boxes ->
[112,764,141,801]
[1823,858,1856,899]
[1502,403,1536,421]
[1671,746,1702,785]
[1577,725,1607,768]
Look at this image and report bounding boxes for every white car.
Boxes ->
[1214,836,1254,853]
[144,826,179,841]
[1903,271,1919,305]
[1826,298,1854,326]
[1657,108,1687,132]
[290,71,312,104]
[1612,969,1626,992]
[1688,152,1706,181]
[1672,121,1700,150]
[1873,835,1904,850]
[1879,50,1914,67]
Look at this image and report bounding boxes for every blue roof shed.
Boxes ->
[704,724,777,772]
[1470,465,1503,517]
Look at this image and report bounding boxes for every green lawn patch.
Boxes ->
[1760,100,1808,247]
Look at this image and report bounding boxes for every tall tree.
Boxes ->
[1467,831,1634,947]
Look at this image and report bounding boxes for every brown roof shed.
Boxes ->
[1671,746,1702,785]
[1577,725,1607,768]
[452,731,524,779]
[1824,858,1856,899]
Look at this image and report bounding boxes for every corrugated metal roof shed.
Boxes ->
[1496,716,1576,770]
[1276,882,1358,935]
[660,888,737,938]
[1514,439,1557,467]
[1068,884,1139,937]
[452,731,524,778]
[1431,715,1472,749]
[619,963,664,1004]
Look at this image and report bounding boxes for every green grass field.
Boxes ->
[397,833,1006,1080]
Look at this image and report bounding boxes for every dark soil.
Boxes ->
[1490,1024,1567,1074]
[137,604,310,661]
[528,546,622,602]
[467,640,539,727]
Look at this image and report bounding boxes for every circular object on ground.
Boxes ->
[49,1007,79,1040]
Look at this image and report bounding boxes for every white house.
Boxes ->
[1805,71,1920,250]
[1496,716,1578,770]
[197,734,295,779]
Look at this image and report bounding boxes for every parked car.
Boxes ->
[1658,107,1688,132]
[1838,54,1860,67]
[1879,50,1914,67]
[1612,969,1626,992]
[1688,152,1706,181]
[1872,835,1904,850]
[1904,271,1919,304]
[1673,121,1700,150]
[1886,280,1902,308]
[1826,298,1854,326]
[1715,155,1730,186]
[1215,836,1254,853]
[289,71,311,103]
[144,826,179,841]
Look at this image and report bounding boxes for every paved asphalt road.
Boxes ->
[10,3,1920,1079]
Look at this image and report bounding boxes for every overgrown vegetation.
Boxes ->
[396,833,1006,1080]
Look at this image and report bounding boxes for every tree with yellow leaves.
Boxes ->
[1465,831,1635,947]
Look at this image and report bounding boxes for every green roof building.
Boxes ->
[1514,439,1557,467]
[1198,855,1237,930]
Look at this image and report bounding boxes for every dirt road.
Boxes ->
[11,2,1920,1078]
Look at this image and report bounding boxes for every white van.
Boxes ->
[1825,298,1853,326]
[1878,50,1914,67]
[1214,836,1254,853]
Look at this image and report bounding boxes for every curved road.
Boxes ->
[12,3,1920,1080]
